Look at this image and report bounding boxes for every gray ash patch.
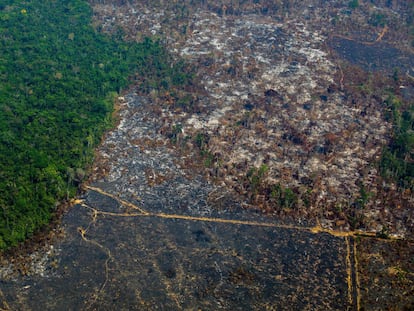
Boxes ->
[330,37,414,75]
[1,203,350,310]
[90,94,238,217]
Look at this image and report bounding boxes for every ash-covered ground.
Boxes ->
[0,94,353,310]
[1,1,413,310]
[91,0,413,236]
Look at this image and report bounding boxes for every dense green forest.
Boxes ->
[0,0,190,249]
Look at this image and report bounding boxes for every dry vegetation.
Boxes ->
[89,0,413,237]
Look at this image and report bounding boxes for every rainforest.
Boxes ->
[0,0,190,248]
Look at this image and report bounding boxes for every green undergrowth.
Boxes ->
[380,95,414,190]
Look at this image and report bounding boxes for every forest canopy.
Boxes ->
[0,0,190,249]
